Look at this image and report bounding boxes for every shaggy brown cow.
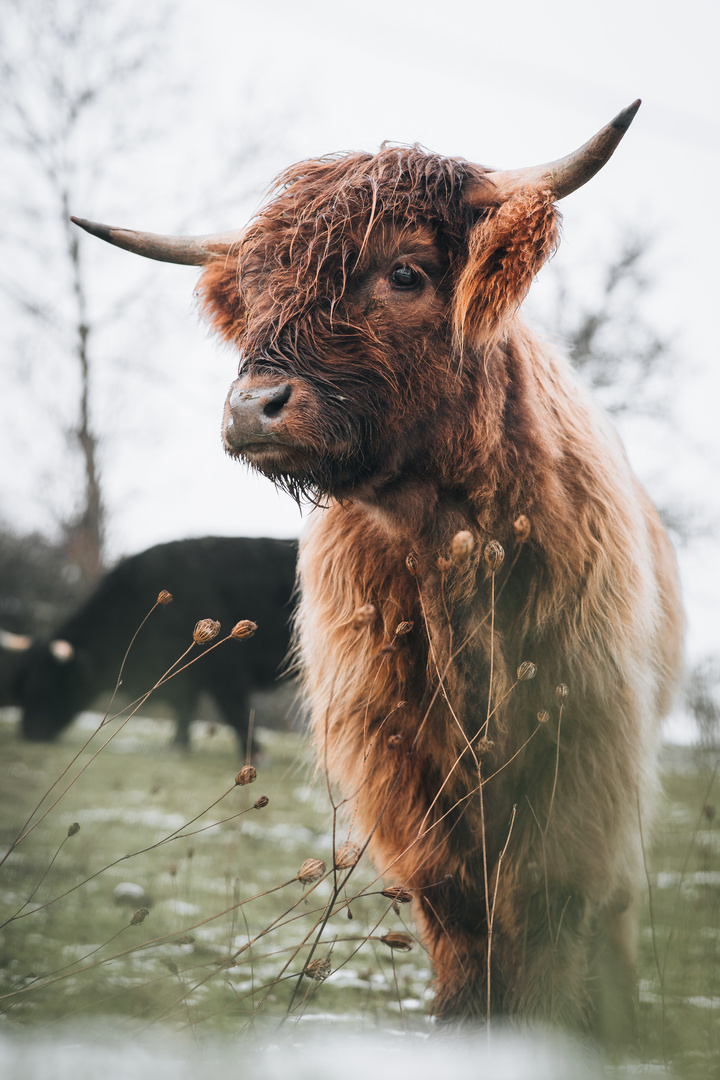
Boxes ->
[73,102,683,1041]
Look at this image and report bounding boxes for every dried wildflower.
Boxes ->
[163,959,179,975]
[67,822,80,837]
[378,642,397,655]
[395,620,414,636]
[334,841,361,870]
[537,709,550,724]
[517,661,537,681]
[304,957,331,981]
[298,858,327,884]
[484,540,505,572]
[157,590,173,605]
[253,795,269,809]
[556,683,569,702]
[380,931,414,951]
[437,555,453,572]
[387,733,403,749]
[405,552,418,576]
[193,619,221,643]
[475,736,495,758]
[175,934,195,945]
[381,885,413,904]
[130,907,150,925]
[235,765,257,786]
[230,619,258,640]
[513,515,531,543]
[352,603,377,629]
[451,530,475,564]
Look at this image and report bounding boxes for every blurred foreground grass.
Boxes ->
[0,710,718,1075]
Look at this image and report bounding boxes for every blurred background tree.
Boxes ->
[0,0,185,584]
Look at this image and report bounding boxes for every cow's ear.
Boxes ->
[196,259,246,346]
[453,189,559,349]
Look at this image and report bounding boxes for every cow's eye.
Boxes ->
[390,265,420,289]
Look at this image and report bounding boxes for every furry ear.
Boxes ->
[453,189,559,349]
[196,259,246,346]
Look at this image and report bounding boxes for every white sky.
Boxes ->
[1,0,719,673]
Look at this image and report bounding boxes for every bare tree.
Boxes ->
[0,0,178,583]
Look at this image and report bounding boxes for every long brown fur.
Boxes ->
[199,144,684,1039]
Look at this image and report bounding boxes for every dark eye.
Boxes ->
[390,265,420,289]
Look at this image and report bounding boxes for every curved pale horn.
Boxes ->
[70,217,243,265]
[465,100,641,208]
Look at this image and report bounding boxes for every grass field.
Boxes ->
[0,707,718,1076]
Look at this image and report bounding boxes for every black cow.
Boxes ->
[13,536,297,751]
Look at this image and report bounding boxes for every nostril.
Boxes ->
[262,383,292,418]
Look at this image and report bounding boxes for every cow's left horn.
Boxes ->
[70,218,242,265]
[465,100,641,208]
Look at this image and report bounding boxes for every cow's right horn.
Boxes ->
[465,100,641,208]
[70,218,242,266]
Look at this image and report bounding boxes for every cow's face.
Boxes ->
[218,220,460,500]
[17,643,86,741]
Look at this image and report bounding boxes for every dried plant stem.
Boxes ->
[487,802,517,1027]
[481,569,497,738]
[638,790,666,1066]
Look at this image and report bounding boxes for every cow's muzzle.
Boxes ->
[223,378,296,455]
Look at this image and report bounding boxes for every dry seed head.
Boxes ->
[475,736,495,758]
[193,619,220,643]
[517,661,537,681]
[537,709,550,724]
[513,515,531,543]
[253,794,269,809]
[380,931,414,952]
[175,934,195,945]
[298,857,327,884]
[451,530,475,564]
[164,959,179,975]
[130,907,149,925]
[484,540,505,572]
[304,957,331,981]
[381,885,413,904]
[235,765,257,786]
[352,603,377,629]
[67,822,80,837]
[436,555,453,572]
[157,590,173,606]
[230,619,257,640]
[556,683,569,701]
[395,620,414,636]
[334,841,361,870]
[405,551,418,575]
[387,733,403,749]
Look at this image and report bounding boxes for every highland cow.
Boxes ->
[73,102,684,1040]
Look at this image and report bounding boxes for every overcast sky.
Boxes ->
[1,0,718,679]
